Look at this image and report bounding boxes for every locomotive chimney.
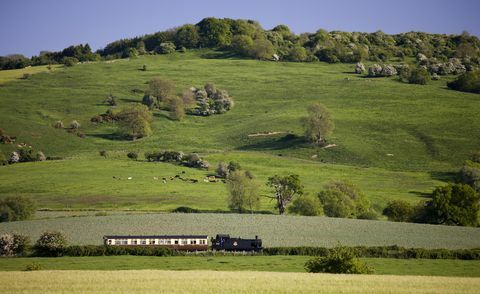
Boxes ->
[255,235,258,239]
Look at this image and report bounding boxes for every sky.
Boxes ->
[1,0,479,57]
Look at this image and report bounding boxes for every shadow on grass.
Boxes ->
[120,98,140,103]
[237,134,307,151]
[409,191,432,198]
[429,171,458,182]
[200,51,241,59]
[88,133,130,141]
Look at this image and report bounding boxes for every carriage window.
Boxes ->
[141,239,147,245]
[115,240,121,245]
[174,240,179,245]
[151,240,156,244]
[181,239,187,245]
[108,240,112,245]
[121,239,128,245]
[132,240,138,245]
[199,239,206,245]
[167,239,172,244]
[159,239,165,245]
[191,240,197,245]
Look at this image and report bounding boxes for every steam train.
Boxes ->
[103,234,262,252]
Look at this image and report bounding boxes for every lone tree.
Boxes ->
[303,102,334,146]
[226,170,260,213]
[0,196,36,222]
[266,174,303,215]
[117,104,153,140]
[146,77,176,106]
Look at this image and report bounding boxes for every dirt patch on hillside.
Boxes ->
[248,131,286,137]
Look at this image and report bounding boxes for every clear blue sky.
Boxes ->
[1,0,479,57]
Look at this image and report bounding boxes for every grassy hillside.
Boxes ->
[0,50,478,211]
[1,256,479,277]
[0,64,62,84]
[1,213,479,248]
[2,270,479,293]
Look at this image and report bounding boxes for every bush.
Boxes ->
[231,35,254,56]
[36,151,46,161]
[34,231,68,257]
[408,67,430,85]
[0,233,30,256]
[447,71,480,94]
[63,57,78,67]
[127,151,138,160]
[70,120,81,129]
[105,94,117,106]
[117,104,153,140]
[303,102,334,146]
[460,160,480,191]
[288,194,323,216]
[156,42,176,54]
[171,206,200,213]
[146,77,175,105]
[248,39,275,60]
[318,181,371,219]
[99,150,107,158]
[383,200,414,222]
[24,262,43,271]
[165,96,185,120]
[305,245,373,274]
[286,46,308,62]
[53,120,63,129]
[0,196,36,222]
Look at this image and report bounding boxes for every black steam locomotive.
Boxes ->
[211,234,262,252]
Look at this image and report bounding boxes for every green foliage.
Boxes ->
[305,245,373,274]
[318,181,371,218]
[171,206,200,213]
[165,96,185,121]
[287,46,308,62]
[426,184,480,226]
[117,104,153,140]
[24,262,42,271]
[0,196,36,222]
[267,175,304,215]
[34,231,68,257]
[156,42,176,54]
[248,39,275,60]
[408,67,430,85]
[226,170,260,213]
[383,200,414,222]
[175,24,200,48]
[99,150,107,158]
[146,77,176,105]
[63,57,78,67]
[447,71,480,94]
[197,17,232,47]
[127,152,138,160]
[303,102,334,146]
[288,194,323,216]
[230,35,254,56]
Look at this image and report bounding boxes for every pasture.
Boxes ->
[0,256,480,277]
[1,213,479,248]
[1,270,479,293]
[0,50,479,212]
[0,64,62,84]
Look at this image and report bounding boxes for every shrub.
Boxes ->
[460,160,480,191]
[288,194,323,216]
[18,147,36,162]
[383,200,414,222]
[156,42,176,54]
[0,151,6,165]
[70,120,81,129]
[34,231,68,257]
[303,102,334,146]
[0,196,36,222]
[408,67,430,85]
[117,104,153,140]
[318,181,371,219]
[248,39,275,60]
[142,64,147,71]
[9,151,20,164]
[105,94,117,106]
[99,150,107,158]
[172,206,200,213]
[447,71,480,94]
[24,262,42,271]
[231,35,254,56]
[0,233,30,256]
[127,152,138,160]
[227,170,260,213]
[216,161,229,178]
[425,184,479,226]
[305,245,373,274]
[63,57,78,67]
[146,77,175,104]
[165,96,185,121]
[36,151,46,161]
[286,46,308,62]
[53,120,64,129]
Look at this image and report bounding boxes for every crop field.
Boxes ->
[0,50,479,212]
[1,270,479,293]
[1,256,479,277]
[1,213,479,248]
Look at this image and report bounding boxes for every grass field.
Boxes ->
[0,256,479,277]
[0,50,479,212]
[1,213,479,248]
[0,64,62,84]
[1,270,479,293]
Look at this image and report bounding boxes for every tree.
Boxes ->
[266,175,304,215]
[425,184,479,226]
[0,196,36,222]
[156,42,176,54]
[383,199,414,222]
[305,245,373,274]
[175,24,200,48]
[303,102,334,146]
[231,35,254,56]
[226,170,259,213]
[34,231,67,257]
[408,67,430,85]
[117,104,153,140]
[287,46,308,62]
[248,39,275,60]
[447,71,480,94]
[63,57,78,67]
[318,181,371,218]
[165,96,185,121]
[146,77,176,105]
[197,17,232,47]
[0,233,30,256]
[288,194,323,216]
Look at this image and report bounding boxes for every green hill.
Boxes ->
[0,50,479,211]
